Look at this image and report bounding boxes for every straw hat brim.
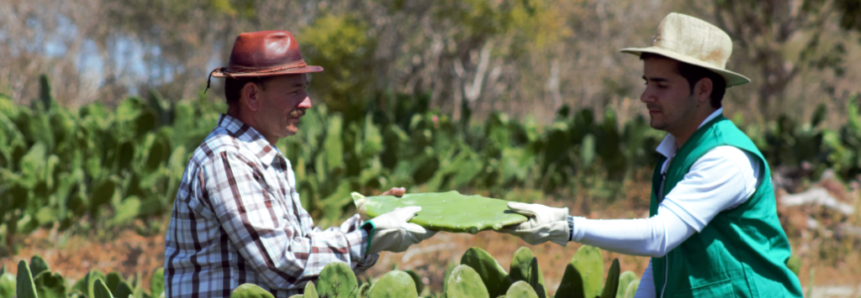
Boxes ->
[620,46,750,87]
[211,65,324,78]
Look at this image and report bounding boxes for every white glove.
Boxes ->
[501,202,571,246]
[365,206,437,254]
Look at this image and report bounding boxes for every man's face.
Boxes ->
[639,57,698,133]
[255,74,311,139]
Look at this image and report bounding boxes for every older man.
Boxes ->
[502,13,803,297]
[164,30,435,297]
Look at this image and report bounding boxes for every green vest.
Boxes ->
[649,115,803,297]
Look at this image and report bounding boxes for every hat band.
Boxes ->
[223,59,309,76]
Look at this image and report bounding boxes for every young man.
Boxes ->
[501,13,803,297]
[164,30,436,297]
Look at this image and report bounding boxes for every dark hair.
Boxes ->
[640,53,727,108]
[224,76,271,105]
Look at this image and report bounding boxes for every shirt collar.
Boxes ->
[656,108,724,159]
[217,114,285,167]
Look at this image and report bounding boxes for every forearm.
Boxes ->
[570,205,695,257]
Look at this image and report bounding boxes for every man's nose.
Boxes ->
[640,87,656,103]
[298,95,312,109]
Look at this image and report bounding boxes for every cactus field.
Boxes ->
[1,77,861,296]
[1,245,640,298]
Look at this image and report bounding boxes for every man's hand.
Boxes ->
[381,187,406,197]
[365,206,436,254]
[501,202,571,246]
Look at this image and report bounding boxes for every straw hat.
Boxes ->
[620,12,750,87]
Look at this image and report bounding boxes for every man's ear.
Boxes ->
[695,77,713,104]
[241,82,261,111]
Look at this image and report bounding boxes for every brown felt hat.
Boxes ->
[207,30,322,90]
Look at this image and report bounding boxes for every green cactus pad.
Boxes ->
[16,260,38,298]
[555,245,604,298]
[404,269,424,295]
[352,191,527,233]
[29,255,50,276]
[460,247,511,298]
[33,271,68,298]
[93,279,115,298]
[317,262,358,298]
[616,271,637,298]
[230,283,274,298]
[505,281,539,298]
[151,267,165,298]
[508,247,547,298]
[304,281,319,298]
[0,272,15,298]
[600,258,620,298]
[367,270,417,298]
[623,280,639,298]
[444,265,489,298]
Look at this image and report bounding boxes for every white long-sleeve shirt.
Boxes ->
[568,109,762,298]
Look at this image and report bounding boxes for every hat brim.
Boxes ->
[620,47,750,87]
[211,65,324,78]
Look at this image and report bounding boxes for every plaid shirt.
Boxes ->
[164,114,379,298]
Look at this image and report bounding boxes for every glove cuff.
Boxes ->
[567,216,574,241]
[361,221,376,255]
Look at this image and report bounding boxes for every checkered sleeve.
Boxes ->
[202,151,374,289]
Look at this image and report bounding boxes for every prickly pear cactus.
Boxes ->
[352,191,527,233]
[356,283,370,298]
[33,271,68,298]
[460,247,511,297]
[555,245,604,298]
[444,265,489,298]
[0,271,15,298]
[304,281,319,298]
[600,259,620,298]
[317,262,358,298]
[367,270,417,298]
[623,280,639,298]
[616,271,637,298]
[508,247,547,298]
[505,281,539,298]
[16,260,37,298]
[94,279,115,298]
[404,269,424,295]
[70,269,105,298]
[230,283,274,298]
[29,255,50,276]
[151,267,165,298]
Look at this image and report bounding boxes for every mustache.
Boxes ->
[646,104,661,111]
[288,109,306,118]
